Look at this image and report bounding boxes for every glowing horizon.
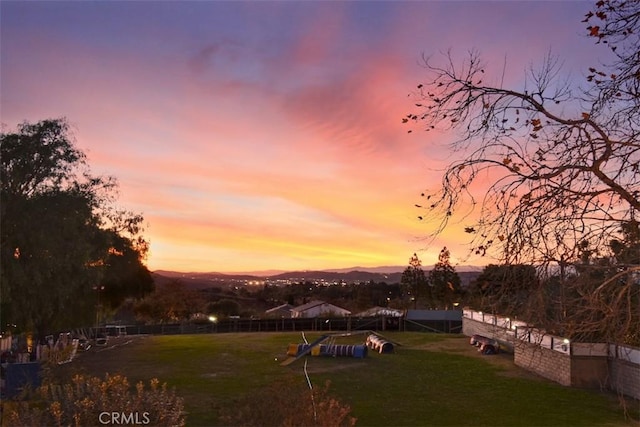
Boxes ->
[1,1,597,273]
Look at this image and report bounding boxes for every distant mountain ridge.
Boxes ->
[152,265,483,289]
[322,265,484,274]
[154,264,483,278]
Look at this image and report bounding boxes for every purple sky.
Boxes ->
[1,1,601,272]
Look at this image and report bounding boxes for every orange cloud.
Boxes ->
[2,1,593,272]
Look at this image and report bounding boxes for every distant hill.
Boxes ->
[151,271,261,290]
[268,270,403,283]
[322,265,484,274]
[153,270,257,280]
[322,266,406,274]
[152,266,483,289]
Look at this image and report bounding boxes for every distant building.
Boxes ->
[355,306,404,317]
[265,304,294,318]
[290,300,351,318]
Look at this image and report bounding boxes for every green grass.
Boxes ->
[58,332,637,426]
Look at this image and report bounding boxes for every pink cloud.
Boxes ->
[2,1,595,272]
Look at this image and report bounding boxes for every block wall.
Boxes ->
[571,357,609,389]
[609,358,640,400]
[514,342,572,386]
[462,312,640,399]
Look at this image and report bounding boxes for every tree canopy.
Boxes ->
[406,0,639,343]
[467,264,539,317]
[400,253,428,308]
[1,119,153,335]
[428,247,462,310]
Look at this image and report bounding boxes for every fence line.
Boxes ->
[75,315,461,337]
[463,308,639,360]
[79,316,393,338]
[0,313,462,362]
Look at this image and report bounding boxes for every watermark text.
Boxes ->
[99,412,150,425]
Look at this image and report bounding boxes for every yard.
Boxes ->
[53,332,637,426]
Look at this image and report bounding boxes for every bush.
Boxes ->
[220,377,356,427]
[5,373,185,426]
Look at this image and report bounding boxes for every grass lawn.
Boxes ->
[55,332,638,426]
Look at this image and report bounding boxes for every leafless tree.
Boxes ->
[406,0,639,344]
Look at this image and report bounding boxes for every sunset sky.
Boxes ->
[1,1,599,273]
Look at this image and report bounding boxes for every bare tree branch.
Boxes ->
[406,1,639,345]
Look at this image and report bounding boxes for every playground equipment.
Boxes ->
[281,335,331,366]
[281,334,368,366]
[281,332,373,366]
[281,330,401,365]
[287,342,368,359]
[366,334,394,353]
[469,334,500,355]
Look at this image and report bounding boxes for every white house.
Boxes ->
[290,300,351,318]
[355,306,404,317]
[264,303,294,318]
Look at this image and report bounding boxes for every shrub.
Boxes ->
[220,377,356,427]
[5,373,185,426]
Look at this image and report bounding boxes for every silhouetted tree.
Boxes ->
[134,279,205,323]
[428,247,462,309]
[468,264,538,317]
[562,220,640,344]
[406,0,639,343]
[100,231,154,310]
[1,119,152,335]
[208,298,241,318]
[400,253,429,308]
[583,0,639,123]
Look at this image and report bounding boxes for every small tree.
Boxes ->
[428,247,462,309]
[400,253,429,308]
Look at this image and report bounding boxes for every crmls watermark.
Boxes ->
[99,412,151,425]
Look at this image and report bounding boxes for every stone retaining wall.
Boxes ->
[462,309,640,400]
[608,345,640,399]
[514,342,572,386]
